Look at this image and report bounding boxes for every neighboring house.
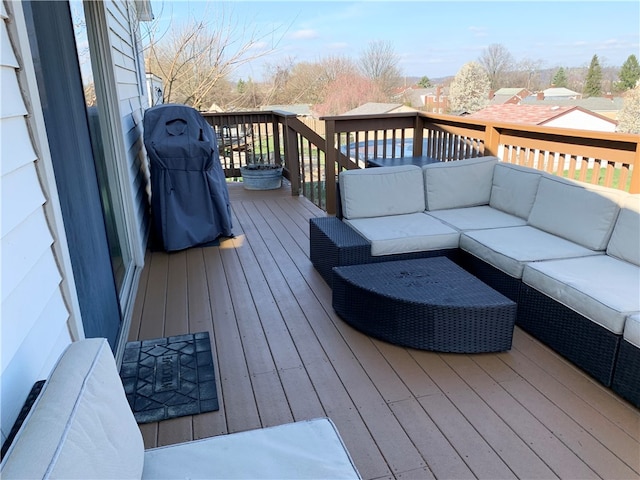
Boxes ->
[489,88,531,105]
[400,87,450,113]
[467,104,618,132]
[341,102,417,115]
[536,87,582,100]
[521,95,625,121]
[1,0,152,446]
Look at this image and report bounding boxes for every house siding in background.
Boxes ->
[0,0,151,445]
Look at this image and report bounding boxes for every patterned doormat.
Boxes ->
[120,332,219,424]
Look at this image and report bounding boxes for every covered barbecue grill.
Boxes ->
[144,104,233,251]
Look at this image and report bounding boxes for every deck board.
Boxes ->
[130,181,640,479]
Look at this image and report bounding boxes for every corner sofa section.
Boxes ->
[309,156,639,400]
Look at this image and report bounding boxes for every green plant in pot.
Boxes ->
[240,153,283,190]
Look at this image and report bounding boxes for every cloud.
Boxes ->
[468,26,488,37]
[290,29,319,40]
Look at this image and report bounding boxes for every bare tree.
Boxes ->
[449,62,490,114]
[144,4,282,110]
[359,40,402,98]
[314,73,385,116]
[478,43,514,90]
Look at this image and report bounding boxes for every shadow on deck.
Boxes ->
[128,181,639,480]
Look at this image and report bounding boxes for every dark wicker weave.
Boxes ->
[332,257,517,353]
[457,250,522,302]
[611,339,640,408]
[310,217,458,287]
[518,283,621,387]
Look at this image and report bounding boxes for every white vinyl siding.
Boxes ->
[106,0,151,254]
[0,4,72,444]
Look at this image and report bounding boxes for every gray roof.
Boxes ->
[341,102,405,115]
[521,96,624,112]
[260,104,313,116]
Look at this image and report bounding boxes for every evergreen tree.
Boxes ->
[583,54,603,97]
[418,76,432,88]
[552,67,568,88]
[617,54,640,91]
[448,62,490,113]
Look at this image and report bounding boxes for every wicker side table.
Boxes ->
[332,256,517,353]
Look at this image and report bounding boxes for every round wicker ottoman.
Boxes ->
[332,256,517,353]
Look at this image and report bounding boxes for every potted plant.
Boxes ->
[240,153,283,190]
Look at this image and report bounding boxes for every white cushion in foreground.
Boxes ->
[142,418,361,479]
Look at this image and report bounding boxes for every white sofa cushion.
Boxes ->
[489,163,542,219]
[344,212,459,256]
[428,205,527,231]
[0,339,144,480]
[339,165,424,219]
[460,226,602,278]
[423,156,498,211]
[522,256,640,335]
[142,418,360,479]
[624,314,640,348]
[527,176,623,251]
[607,195,640,266]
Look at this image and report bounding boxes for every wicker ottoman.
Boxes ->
[332,256,517,353]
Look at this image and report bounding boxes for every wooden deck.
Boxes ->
[128,181,639,480]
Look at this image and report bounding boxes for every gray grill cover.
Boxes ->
[144,104,233,251]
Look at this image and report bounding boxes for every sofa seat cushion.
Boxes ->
[460,226,602,278]
[489,163,542,219]
[623,313,640,348]
[428,205,527,231]
[142,418,360,479]
[527,175,623,251]
[522,256,640,335]
[339,165,425,219]
[344,212,459,256]
[0,339,144,480]
[607,195,640,266]
[423,156,498,211]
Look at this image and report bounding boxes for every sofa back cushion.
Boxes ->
[489,163,542,219]
[527,175,623,251]
[423,156,498,211]
[339,165,425,219]
[607,194,640,266]
[0,339,144,480]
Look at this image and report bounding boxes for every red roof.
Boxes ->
[468,104,577,125]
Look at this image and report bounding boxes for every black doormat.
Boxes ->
[120,332,219,424]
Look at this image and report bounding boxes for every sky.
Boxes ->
[147,0,640,81]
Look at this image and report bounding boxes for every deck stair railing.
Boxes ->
[201,110,640,215]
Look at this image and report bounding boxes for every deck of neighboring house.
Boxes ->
[128,181,639,480]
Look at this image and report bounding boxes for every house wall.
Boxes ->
[545,110,617,132]
[0,0,152,446]
[1,1,75,445]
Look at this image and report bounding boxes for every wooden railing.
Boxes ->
[201,110,640,215]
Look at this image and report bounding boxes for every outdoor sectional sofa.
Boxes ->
[310,156,639,407]
[0,339,361,479]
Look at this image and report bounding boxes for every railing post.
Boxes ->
[283,115,301,196]
[631,142,640,194]
[413,114,425,157]
[484,122,500,157]
[325,119,337,215]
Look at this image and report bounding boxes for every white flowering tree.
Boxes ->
[617,85,640,134]
[448,62,491,114]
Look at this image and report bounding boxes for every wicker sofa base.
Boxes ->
[332,257,517,353]
[456,250,523,302]
[611,340,640,408]
[517,283,620,387]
